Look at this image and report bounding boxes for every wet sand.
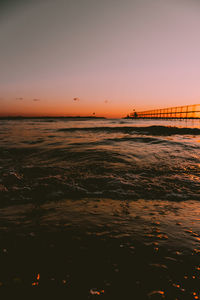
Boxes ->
[0,198,200,299]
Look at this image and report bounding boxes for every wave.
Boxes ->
[57,125,200,136]
[0,121,199,207]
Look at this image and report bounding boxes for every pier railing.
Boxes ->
[130,104,200,119]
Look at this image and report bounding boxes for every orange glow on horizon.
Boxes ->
[1,98,200,118]
[0,101,132,118]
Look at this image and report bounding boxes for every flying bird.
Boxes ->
[73,97,80,102]
[16,97,23,100]
[33,99,40,102]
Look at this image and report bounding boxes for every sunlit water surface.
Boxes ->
[0,118,200,298]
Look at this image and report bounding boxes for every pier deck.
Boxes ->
[130,104,200,119]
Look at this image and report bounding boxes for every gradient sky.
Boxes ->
[0,0,200,117]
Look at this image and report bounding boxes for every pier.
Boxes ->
[129,104,200,119]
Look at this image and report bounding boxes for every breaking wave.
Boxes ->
[57,125,200,135]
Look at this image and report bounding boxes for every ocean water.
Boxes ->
[0,118,200,298]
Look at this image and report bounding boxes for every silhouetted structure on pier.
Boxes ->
[129,104,200,119]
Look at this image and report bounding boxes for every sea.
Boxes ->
[0,117,200,298]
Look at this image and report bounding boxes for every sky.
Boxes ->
[0,0,200,117]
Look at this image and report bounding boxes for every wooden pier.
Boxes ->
[129,104,200,119]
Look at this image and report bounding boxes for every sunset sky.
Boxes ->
[0,0,200,117]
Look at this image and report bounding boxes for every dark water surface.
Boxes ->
[0,118,200,298]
